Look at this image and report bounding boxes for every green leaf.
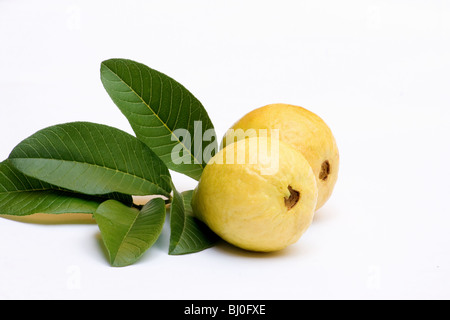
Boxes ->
[101,58,217,181]
[8,122,172,197]
[95,198,166,267]
[169,188,219,255]
[0,160,132,216]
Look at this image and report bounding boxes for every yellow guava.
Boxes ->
[192,136,318,252]
[222,103,339,211]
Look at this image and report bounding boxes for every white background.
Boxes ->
[0,0,449,300]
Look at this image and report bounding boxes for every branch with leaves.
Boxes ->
[0,59,219,267]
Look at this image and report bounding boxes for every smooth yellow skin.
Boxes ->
[222,103,339,210]
[192,137,318,252]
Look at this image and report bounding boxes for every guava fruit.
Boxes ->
[192,137,318,252]
[222,103,339,210]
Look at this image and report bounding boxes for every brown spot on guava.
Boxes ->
[285,186,300,210]
[319,160,330,181]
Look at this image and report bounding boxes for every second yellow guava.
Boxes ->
[222,103,339,211]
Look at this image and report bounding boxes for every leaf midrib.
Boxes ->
[0,188,59,194]
[111,208,141,265]
[101,62,204,170]
[170,190,188,250]
[10,157,169,196]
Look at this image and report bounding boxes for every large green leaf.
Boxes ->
[169,188,219,255]
[0,160,132,216]
[101,58,217,181]
[8,122,172,197]
[95,198,166,267]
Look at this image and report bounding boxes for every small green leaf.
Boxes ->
[169,188,219,255]
[101,58,218,181]
[94,198,166,267]
[0,160,132,216]
[8,122,172,197]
